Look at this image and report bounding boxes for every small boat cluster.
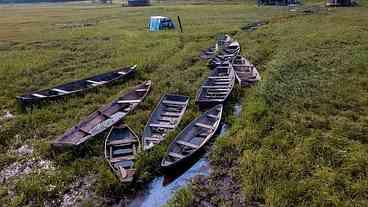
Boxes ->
[16,34,260,183]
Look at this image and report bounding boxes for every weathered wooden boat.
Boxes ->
[217,34,234,47]
[161,104,223,171]
[142,94,190,150]
[223,41,240,55]
[105,124,140,182]
[195,65,235,109]
[17,65,136,106]
[233,55,261,86]
[208,52,237,69]
[52,81,152,147]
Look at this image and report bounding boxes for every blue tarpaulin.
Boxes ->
[149,16,175,32]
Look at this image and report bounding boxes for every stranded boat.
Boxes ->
[17,65,136,106]
[195,65,235,109]
[161,104,223,171]
[105,124,140,182]
[142,94,189,150]
[232,55,261,86]
[52,81,151,147]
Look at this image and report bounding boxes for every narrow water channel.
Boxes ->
[127,101,242,207]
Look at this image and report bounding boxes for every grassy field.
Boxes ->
[0,0,368,206]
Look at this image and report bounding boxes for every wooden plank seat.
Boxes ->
[117,99,141,104]
[136,88,148,92]
[195,122,215,130]
[78,127,91,135]
[161,112,181,117]
[207,88,230,91]
[207,92,228,96]
[200,98,225,102]
[110,155,135,163]
[176,140,199,149]
[168,152,184,159]
[108,138,137,146]
[162,100,187,106]
[86,80,107,85]
[202,85,231,89]
[51,88,70,94]
[32,93,47,98]
[97,111,111,118]
[117,71,127,75]
[208,76,229,79]
[164,107,182,113]
[113,148,134,156]
[207,114,218,119]
[149,123,175,129]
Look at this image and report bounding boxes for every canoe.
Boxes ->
[105,124,140,182]
[17,65,136,106]
[208,52,237,69]
[142,94,190,150]
[232,55,261,86]
[52,80,152,147]
[223,41,240,55]
[195,65,235,109]
[161,104,223,171]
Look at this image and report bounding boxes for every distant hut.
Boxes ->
[326,0,355,6]
[127,0,150,6]
[257,0,299,6]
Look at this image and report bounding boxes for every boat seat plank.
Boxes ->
[51,88,70,94]
[117,99,141,104]
[32,93,47,98]
[202,86,231,89]
[176,140,199,149]
[110,155,135,163]
[207,88,229,91]
[162,100,187,106]
[144,137,162,141]
[113,148,133,156]
[108,139,137,146]
[207,114,218,119]
[117,71,127,75]
[149,123,175,129]
[195,122,215,130]
[161,112,181,117]
[86,80,107,85]
[136,89,148,92]
[168,152,185,159]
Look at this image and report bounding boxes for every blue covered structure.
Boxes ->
[149,16,175,32]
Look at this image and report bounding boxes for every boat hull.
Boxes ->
[17,66,136,107]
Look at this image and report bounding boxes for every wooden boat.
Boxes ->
[232,55,261,86]
[105,124,140,182]
[52,81,152,147]
[223,41,240,55]
[208,52,237,69]
[17,65,136,106]
[142,94,190,150]
[161,104,223,171]
[195,65,235,109]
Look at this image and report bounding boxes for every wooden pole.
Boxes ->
[177,16,183,33]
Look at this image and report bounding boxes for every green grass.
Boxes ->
[1,0,368,206]
[0,1,286,206]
